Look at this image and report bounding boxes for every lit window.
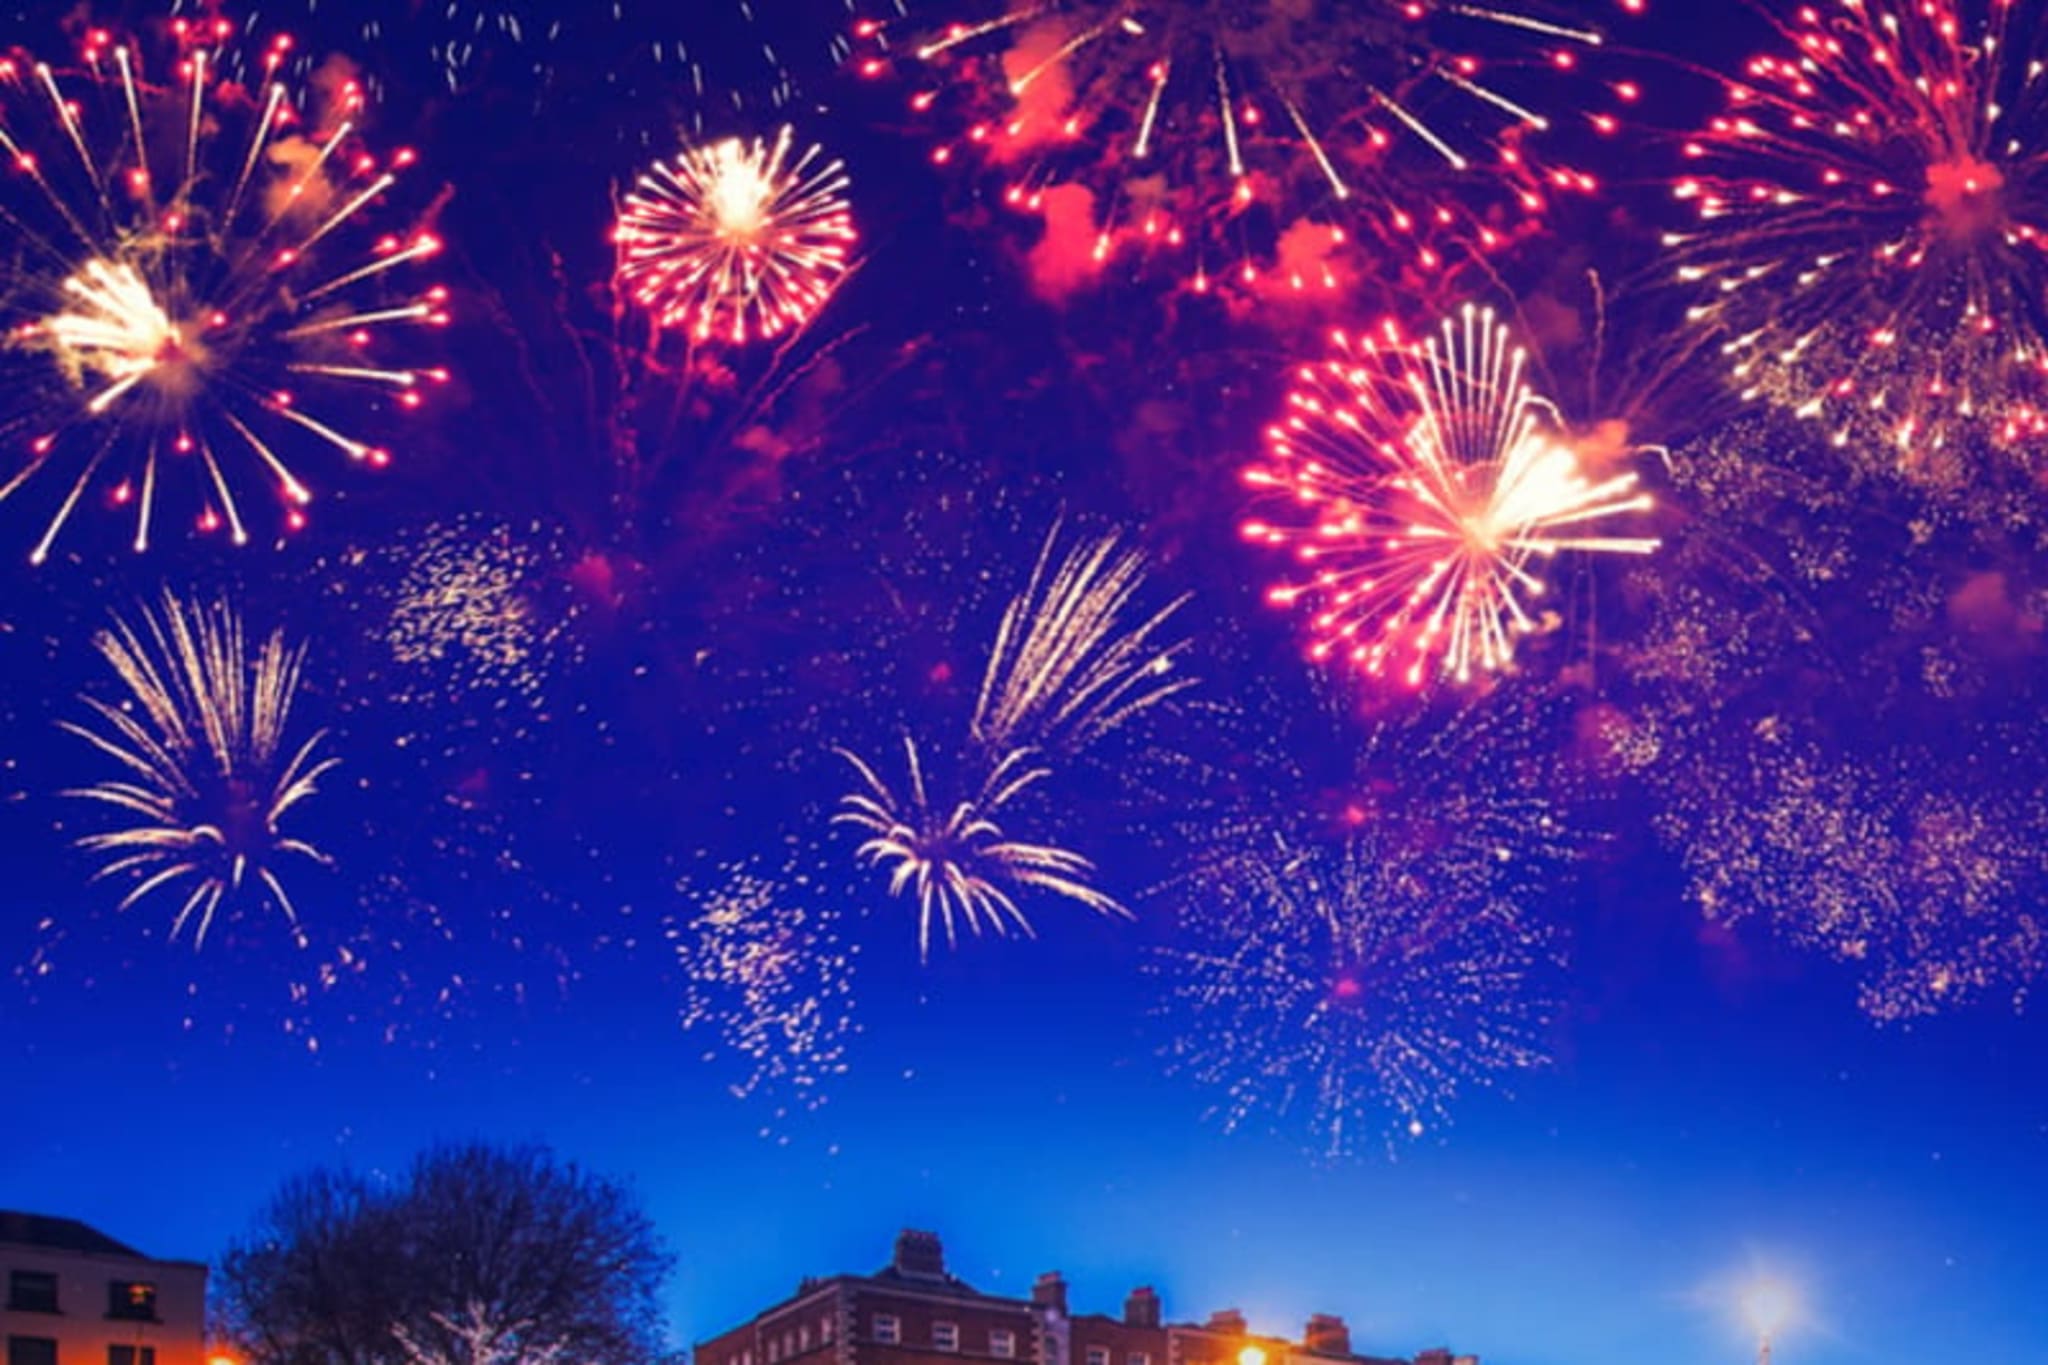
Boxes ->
[933,1324,959,1353]
[1087,1349,1109,1365]
[107,1283,157,1323]
[874,1316,901,1345]
[991,1331,1017,1359]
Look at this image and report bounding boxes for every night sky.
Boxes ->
[3,3,2047,1365]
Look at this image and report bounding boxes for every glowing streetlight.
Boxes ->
[1237,1347,1267,1365]
[1741,1280,1797,1365]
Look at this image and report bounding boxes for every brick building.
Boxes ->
[1,1212,207,1365]
[695,1231,1474,1365]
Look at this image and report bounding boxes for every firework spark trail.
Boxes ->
[0,19,448,560]
[972,524,1193,755]
[1655,719,2048,1023]
[855,1,1636,291]
[1606,414,2048,1022]
[834,737,1127,960]
[1155,828,1556,1159]
[62,592,337,948]
[615,126,855,345]
[1244,303,1660,685]
[670,857,859,1118]
[1667,0,2048,476]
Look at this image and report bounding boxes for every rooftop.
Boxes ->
[0,1210,148,1260]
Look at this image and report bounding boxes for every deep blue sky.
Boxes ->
[4,4,2048,1365]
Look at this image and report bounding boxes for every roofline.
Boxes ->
[695,1273,1044,1351]
[0,1242,207,1271]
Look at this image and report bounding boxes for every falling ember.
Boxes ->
[1243,303,1660,686]
[0,21,447,561]
[615,126,856,345]
[1665,0,2048,475]
[61,593,338,949]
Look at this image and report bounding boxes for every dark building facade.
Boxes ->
[695,1231,1474,1365]
[0,1212,207,1365]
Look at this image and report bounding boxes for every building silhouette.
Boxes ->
[1,1212,206,1365]
[694,1230,1475,1365]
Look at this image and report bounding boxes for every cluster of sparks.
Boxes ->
[0,18,449,561]
[380,519,586,711]
[1668,0,2048,478]
[1244,304,1660,686]
[1665,728,2048,1022]
[835,526,1186,958]
[854,1,1641,292]
[1157,827,1557,1158]
[62,592,337,949]
[669,858,859,1121]
[615,126,856,345]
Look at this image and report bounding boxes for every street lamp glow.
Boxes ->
[1237,1347,1267,1365]
[1742,1280,1796,1339]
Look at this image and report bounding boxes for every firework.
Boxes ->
[241,0,821,126]
[1244,303,1660,686]
[62,592,338,948]
[1657,720,2047,1022]
[1667,0,2048,476]
[855,1,1637,291]
[834,737,1127,959]
[376,518,587,711]
[1156,827,1557,1158]
[973,524,1192,754]
[615,126,855,345]
[1608,413,2048,1021]
[669,856,859,1118]
[0,19,448,562]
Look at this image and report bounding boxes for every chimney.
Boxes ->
[1034,1273,1069,1317]
[1124,1287,1162,1329]
[1414,1352,1454,1365]
[1205,1311,1247,1336]
[1304,1317,1350,1357]
[893,1229,947,1280]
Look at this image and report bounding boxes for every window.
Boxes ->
[873,1315,900,1345]
[991,1331,1017,1359]
[106,1283,156,1323]
[1128,1352,1151,1365]
[1087,1349,1109,1365]
[8,1339,57,1365]
[768,1339,781,1363]
[7,1274,57,1314]
[932,1324,959,1353]
[108,1347,156,1365]
[799,1327,811,1351]
[783,1334,796,1358]
[821,1317,835,1344]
